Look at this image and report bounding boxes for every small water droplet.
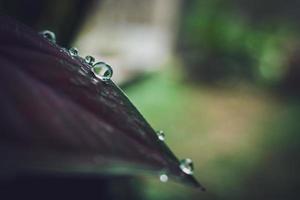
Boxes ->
[69,47,79,57]
[180,158,194,175]
[159,174,168,183]
[85,55,95,65]
[60,47,68,53]
[39,30,56,43]
[156,130,165,141]
[91,62,113,81]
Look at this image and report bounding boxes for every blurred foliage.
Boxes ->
[125,63,300,200]
[177,0,300,90]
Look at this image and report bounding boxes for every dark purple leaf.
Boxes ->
[0,16,204,190]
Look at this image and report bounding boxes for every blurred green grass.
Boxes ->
[124,63,300,200]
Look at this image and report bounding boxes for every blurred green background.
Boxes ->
[1,0,300,199]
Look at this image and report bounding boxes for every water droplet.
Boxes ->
[60,47,68,53]
[159,174,168,183]
[39,30,56,43]
[180,158,194,175]
[69,47,79,57]
[91,62,113,81]
[85,55,95,65]
[156,130,165,141]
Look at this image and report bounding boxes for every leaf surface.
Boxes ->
[0,16,204,190]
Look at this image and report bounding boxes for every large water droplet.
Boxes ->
[39,30,56,43]
[91,62,113,81]
[159,174,168,183]
[85,55,95,65]
[180,158,194,175]
[156,130,165,141]
[69,47,79,57]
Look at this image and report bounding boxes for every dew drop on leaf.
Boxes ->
[39,30,56,43]
[69,47,79,57]
[180,158,194,175]
[156,130,165,141]
[91,62,113,81]
[159,174,168,183]
[85,55,95,65]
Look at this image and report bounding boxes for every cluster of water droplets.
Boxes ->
[159,159,194,183]
[39,30,113,82]
[158,159,194,183]
[156,130,194,183]
[40,30,196,184]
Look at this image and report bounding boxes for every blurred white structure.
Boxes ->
[74,0,181,83]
